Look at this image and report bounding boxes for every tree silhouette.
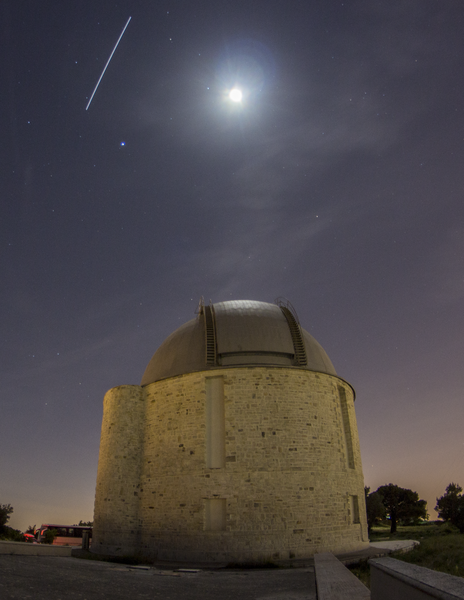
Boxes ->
[365,487,386,534]
[375,484,427,533]
[0,504,14,534]
[436,483,464,533]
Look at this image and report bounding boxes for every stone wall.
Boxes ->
[92,385,145,555]
[93,367,369,562]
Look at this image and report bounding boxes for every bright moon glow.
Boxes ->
[229,88,243,102]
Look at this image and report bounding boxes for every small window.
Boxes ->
[338,386,355,469]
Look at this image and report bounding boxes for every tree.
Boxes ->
[76,520,93,527]
[435,483,464,533]
[25,524,36,534]
[0,504,14,534]
[1,527,24,542]
[365,487,386,534]
[435,483,463,522]
[375,484,427,534]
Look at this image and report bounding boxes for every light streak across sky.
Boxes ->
[86,16,131,111]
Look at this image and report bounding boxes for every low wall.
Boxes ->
[315,552,370,600]
[0,541,73,556]
[369,557,464,600]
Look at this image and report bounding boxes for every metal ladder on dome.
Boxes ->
[203,304,217,366]
[275,298,307,366]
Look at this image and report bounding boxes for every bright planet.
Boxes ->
[229,88,243,102]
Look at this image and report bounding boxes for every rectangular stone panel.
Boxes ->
[204,498,226,531]
[206,377,225,468]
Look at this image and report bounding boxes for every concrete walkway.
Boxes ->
[369,539,419,553]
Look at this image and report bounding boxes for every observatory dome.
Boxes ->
[141,299,336,385]
[94,297,368,562]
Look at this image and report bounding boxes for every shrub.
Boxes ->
[43,528,58,544]
[0,526,25,542]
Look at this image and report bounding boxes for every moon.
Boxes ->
[229,88,243,102]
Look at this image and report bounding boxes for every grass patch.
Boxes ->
[393,533,464,578]
[350,522,464,588]
[369,521,456,542]
[348,560,371,588]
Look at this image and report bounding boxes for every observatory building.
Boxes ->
[92,299,369,562]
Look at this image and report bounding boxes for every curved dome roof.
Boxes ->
[141,300,336,385]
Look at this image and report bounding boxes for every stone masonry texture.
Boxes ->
[93,367,369,563]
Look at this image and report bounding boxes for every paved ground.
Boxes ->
[0,541,418,599]
[0,555,317,600]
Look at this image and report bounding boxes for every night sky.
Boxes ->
[2,0,463,532]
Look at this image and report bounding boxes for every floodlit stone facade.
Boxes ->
[93,300,369,562]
